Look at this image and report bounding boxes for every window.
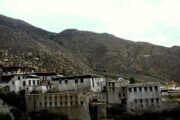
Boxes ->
[134,99,137,104]
[151,98,154,103]
[28,80,31,85]
[12,81,14,85]
[45,97,47,100]
[140,99,143,103]
[54,96,57,100]
[44,102,47,106]
[134,87,137,92]
[59,96,62,100]
[59,81,62,84]
[112,83,115,87]
[156,98,159,103]
[150,87,153,91]
[122,87,125,91]
[37,80,40,85]
[70,102,73,105]
[129,88,132,92]
[49,97,52,100]
[49,102,52,106]
[18,76,20,80]
[80,78,83,83]
[33,80,35,85]
[75,79,78,83]
[60,102,62,106]
[55,102,57,106]
[75,101,78,105]
[23,81,26,86]
[65,102,67,105]
[65,96,68,100]
[39,102,42,106]
[65,80,68,84]
[81,101,83,104]
[144,87,147,92]
[139,87,142,92]
[155,86,158,91]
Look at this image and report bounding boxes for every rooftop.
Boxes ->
[52,74,101,81]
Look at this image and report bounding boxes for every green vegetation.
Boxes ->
[129,77,135,84]
[0,90,26,111]
[29,110,68,120]
[0,112,11,120]
[108,104,180,120]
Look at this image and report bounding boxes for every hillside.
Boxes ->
[0,14,180,82]
[0,15,92,75]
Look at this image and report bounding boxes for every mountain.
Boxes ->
[0,15,92,75]
[0,14,180,83]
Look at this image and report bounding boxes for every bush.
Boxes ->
[129,77,135,84]
[29,109,68,120]
[0,91,26,111]
[0,112,12,120]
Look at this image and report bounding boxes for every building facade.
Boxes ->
[52,75,106,93]
[126,82,161,111]
[26,92,91,120]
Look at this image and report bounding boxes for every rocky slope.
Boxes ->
[0,14,180,82]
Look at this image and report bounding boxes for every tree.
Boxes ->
[29,110,68,120]
[129,77,135,84]
[0,112,12,120]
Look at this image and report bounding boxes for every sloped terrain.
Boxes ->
[0,14,180,82]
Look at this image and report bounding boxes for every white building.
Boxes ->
[9,74,41,93]
[106,79,129,104]
[126,82,161,111]
[52,75,106,92]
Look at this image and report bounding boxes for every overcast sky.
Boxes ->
[0,0,180,47]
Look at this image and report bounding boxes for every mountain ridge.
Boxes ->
[0,14,180,83]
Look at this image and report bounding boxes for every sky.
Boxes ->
[0,0,180,47]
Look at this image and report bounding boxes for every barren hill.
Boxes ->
[1,14,180,82]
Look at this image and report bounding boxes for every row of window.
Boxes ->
[107,82,115,87]
[44,95,79,101]
[129,86,158,92]
[59,79,84,84]
[38,101,84,107]
[134,98,160,104]
[23,80,40,86]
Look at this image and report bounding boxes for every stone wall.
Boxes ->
[26,92,91,120]
[126,82,161,111]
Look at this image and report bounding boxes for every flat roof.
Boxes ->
[127,82,160,87]
[32,72,57,76]
[52,74,100,81]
